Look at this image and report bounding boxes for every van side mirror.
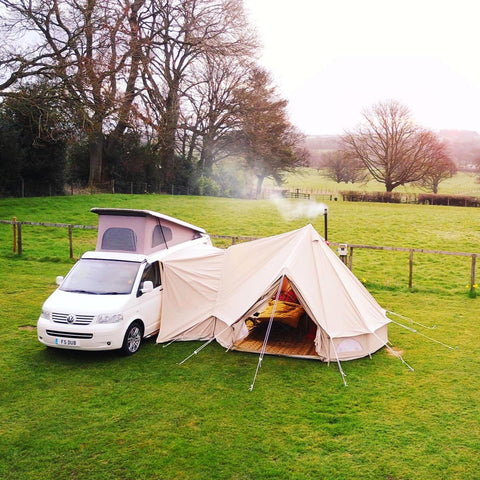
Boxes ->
[56,276,64,286]
[140,280,154,295]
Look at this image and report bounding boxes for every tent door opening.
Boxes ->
[233,276,320,359]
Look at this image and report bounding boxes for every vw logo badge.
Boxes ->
[66,314,75,324]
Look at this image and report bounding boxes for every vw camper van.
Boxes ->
[37,208,212,355]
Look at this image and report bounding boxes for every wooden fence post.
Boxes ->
[17,222,22,255]
[471,254,477,291]
[409,249,414,288]
[12,217,17,253]
[68,225,74,259]
[348,247,354,270]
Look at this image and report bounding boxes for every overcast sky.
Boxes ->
[244,0,480,135]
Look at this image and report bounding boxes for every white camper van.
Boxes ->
[37,208,212,355]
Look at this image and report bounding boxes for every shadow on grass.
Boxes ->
[35,335,158,366]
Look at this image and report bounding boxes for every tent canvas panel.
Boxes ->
[156,247,224,343]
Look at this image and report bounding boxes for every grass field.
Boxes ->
[267,168,480,197]
[1,193,479,479]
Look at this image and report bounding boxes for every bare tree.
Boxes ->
[138,0,257,188]
[323,150,368,184]
[416,146,456,193]
[342,100,448,192]
[180,56,251,173]
[0,0,146,187]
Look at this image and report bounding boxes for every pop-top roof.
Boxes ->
[90,208,206,234]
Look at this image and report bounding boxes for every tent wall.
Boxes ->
[316,324,389,361]
[156,248,225,343]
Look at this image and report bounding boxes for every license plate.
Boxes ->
[55,338,78,347]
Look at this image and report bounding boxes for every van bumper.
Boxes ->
[37,317,125,351]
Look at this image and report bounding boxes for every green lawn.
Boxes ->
[0,194,479,479]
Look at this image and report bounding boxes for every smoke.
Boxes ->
[269,193,328,221]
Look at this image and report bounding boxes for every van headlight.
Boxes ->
[97,313,123,324]
[40,309,51,320]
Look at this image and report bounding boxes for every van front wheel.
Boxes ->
[121,322,143,355]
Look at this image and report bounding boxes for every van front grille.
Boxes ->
[52,313,94,325]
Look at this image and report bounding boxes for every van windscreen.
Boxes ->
[60,259,141,295]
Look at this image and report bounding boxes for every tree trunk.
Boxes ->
[200,135,215,175]
[88,127,104,188]
[385,181,394,192]
[160,89,180,189]
[256,175,265,198]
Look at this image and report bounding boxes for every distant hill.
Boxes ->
[305,131,480,170]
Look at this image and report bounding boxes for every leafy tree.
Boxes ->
[0,0,146,187]
[235,68,308,196]
[66,141,90,187]
[342,100,450,192]
[0,83,67,196]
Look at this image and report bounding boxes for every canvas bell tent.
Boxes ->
[157,224,391,363]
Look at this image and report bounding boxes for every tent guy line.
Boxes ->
[388,319,455,351]
[387,310,437,330]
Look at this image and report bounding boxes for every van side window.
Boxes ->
[152,225,173,247]
[101,227,137,251]
[141,261,161,288]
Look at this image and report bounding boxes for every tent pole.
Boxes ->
[249,275,285,391]
[176,337,217,365]
[162,338,177,348]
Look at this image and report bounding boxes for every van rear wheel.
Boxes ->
[121,322,143,355]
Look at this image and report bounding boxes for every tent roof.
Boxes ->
[214,225,388,336]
